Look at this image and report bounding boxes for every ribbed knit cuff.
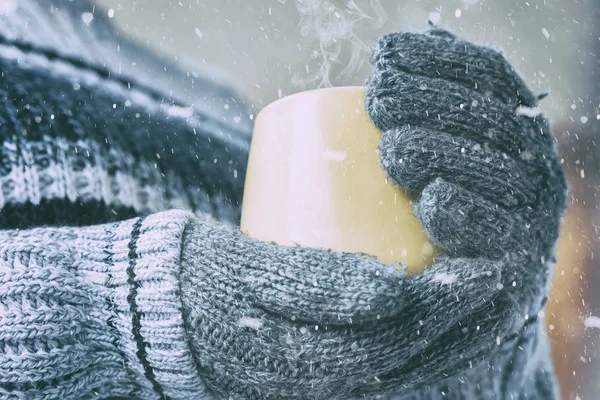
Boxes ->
[77,210,209,400]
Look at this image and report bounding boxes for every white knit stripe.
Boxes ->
[0,135,195,213]
[19,139,40,205]
[0,139,17,207]
[96,149,114,208]
[0,43,250,152]
[42,140,68,203]
[138,161,171,213]
[29,140,66,203]
[56,136,78,203]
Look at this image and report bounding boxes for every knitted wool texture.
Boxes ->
[0,1,248,398]
[0,0,251,229]
[0,2,567,399]
[178,29,567,399]
[0,211,209,399]
[364,29,568,398]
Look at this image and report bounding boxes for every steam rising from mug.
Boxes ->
[293,0,386,88]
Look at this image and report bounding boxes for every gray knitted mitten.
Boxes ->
[181,216,507,399]
[366,28,567,397]
[180,28,567,400]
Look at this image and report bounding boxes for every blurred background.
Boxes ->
[93,0,598,398]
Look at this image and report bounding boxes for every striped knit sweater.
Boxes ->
[0,1,566,399]
[0,1,250,398]
[0,0,252,229]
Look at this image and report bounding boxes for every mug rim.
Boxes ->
[256,85,365,121]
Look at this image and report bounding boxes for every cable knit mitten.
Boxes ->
[364,27,568,398]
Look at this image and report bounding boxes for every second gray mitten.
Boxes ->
[365,27,568,398]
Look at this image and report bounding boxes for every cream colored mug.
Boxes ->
[240,86,438,275]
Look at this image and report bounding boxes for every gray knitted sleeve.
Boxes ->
[0,210,211,399]
[0,209,502,400]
